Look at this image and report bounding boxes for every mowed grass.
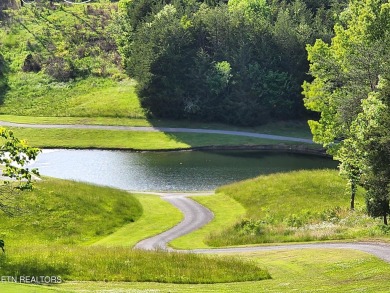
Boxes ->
[205,170,388,246]
[170,194,246,249]
[0,114,312,139]
[93,194,183,247]
[0,75,145,118]
[9,249,390,292]
[0,178,143,246]
[7,127,300,150]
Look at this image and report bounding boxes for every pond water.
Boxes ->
[29,149,338,192]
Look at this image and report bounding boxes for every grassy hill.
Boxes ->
[0,178,143,245]
[172,170,389,247]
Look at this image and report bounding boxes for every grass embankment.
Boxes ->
[0,178,143,246]
[6,127,295,150]
[204,170,388,246]
[0,179,269,284]
[0,76,145,119]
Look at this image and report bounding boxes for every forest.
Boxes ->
[1,0,347,126]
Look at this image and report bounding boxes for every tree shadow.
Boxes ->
[0,53,9,105]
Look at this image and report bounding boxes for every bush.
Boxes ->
[44,57,76,81]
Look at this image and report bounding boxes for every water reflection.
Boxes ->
[29,149,338,191]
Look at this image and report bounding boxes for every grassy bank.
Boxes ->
[0,76,145,119]
[7,127,303,150]
[0,74,314,150]
[0,114,312,138]
[202,170,388,246]
[0,178,142,246]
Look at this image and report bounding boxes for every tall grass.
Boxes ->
[206,170,386,246]
[0,246,270,284]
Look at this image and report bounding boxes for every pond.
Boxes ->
[29,149,338,192]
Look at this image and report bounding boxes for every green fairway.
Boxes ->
[170,194,246,249]
[93,194,183,247]
[7,127,304,150]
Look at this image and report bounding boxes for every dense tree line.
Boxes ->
[117,0,347,126]
[304,0,390,224]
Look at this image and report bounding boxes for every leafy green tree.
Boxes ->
[303,0,390,213]
[118,0,345,126]
[0,128,40,216]
[347,78,390,224]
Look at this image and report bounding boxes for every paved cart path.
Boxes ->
[134,193,214,250]
[134,193,390,264]
[0,121,313,144]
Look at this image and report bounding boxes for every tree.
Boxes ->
[116,0,341,126]
[303,0,390,211]
[0,128,40,216]
[347,78,390,224]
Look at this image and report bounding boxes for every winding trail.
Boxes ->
[0,121,313,144]
[134,193,390,264]
[4,119,388,262]
[134,193,213,250]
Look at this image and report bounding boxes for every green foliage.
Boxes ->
[348,78,390,224]
[0,128,40,216]
[1,2,121,81]
[303,0,390,223]
[118,0,341,126]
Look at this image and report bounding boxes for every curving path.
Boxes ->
[0,121,313,144]
[134,193,390,264]
[134,193,214,250]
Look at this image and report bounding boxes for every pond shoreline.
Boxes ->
[39,144,329,157]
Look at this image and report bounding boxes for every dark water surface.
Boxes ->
[29,149,338,191]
